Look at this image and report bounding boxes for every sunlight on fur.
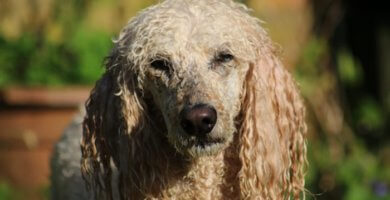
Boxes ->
[80,0,307,199]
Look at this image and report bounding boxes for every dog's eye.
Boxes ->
[215,52,234,63]
[150,59,171,73]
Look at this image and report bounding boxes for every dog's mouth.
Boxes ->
[193,137,225,148]
[184,137,227,157]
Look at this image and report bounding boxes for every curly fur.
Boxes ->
[80,0,307,199]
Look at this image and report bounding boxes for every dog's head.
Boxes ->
[88,0,260,157]
[138,2,255,157]
[81,0,307,198]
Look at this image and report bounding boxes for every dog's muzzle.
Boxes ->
[179,104,217,137]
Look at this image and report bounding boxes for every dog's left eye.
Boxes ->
[215,52,234,63]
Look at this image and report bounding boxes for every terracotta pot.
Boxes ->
[0,87,91,199]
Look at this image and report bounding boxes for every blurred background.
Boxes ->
[0,0,388,199]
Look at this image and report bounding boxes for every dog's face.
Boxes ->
[145,48,249,157]
[126,3,256,157]
[144,43,249,158]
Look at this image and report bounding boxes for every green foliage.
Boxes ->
[337,49,363,86]
[0,181,20,200]
[0,1,113,87]
[356,97,385,131]
[66,27,111,84]
[296,37,390,200]
[0,181,49,200]
[294,37,328,96]
[0,182,12,200]
[0,27,110,87]
[306,139,390,200]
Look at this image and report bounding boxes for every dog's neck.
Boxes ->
[113,99,241,199]
[116,125,241,199]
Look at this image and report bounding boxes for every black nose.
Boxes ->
[180,104,217,136]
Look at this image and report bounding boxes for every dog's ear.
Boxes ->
[80,45,146,199]
[238,52,307,199]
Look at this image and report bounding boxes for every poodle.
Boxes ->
[53,0,307,199]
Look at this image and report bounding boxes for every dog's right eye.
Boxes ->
[150,59,171,73]
[150,59,171,72]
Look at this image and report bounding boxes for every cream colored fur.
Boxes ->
[81,0,307,199]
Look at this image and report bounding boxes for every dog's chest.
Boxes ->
[158,157,226,199]
[149,152,241,200]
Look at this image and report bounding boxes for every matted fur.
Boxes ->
[81,0,307,199]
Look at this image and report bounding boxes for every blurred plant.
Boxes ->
[0,0,249,87]
[355,98,385,132]
[337,49,363,86]
[0,181,20,200]
[0,28,110,87]
[296,37,390,200]
[0,0,157,87]
[0,181,12,200]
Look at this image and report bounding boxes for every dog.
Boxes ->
[51,0,307,199]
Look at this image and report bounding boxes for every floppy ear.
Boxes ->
[80,46,146,199]
[238,52,307,199]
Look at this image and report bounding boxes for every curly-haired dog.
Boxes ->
[54,0,307,199]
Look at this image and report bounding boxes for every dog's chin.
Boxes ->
[186,140,226,158]
[167,130,233,158]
